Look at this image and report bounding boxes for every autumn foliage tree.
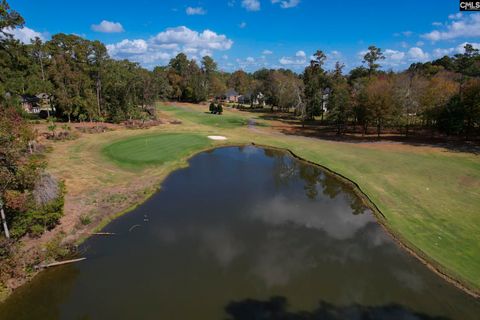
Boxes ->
[364,76,398,137]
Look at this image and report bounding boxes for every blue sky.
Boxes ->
[7,0,480,72]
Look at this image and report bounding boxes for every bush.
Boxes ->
[209,102,216,114]
[29,224,45,237]
[79,215,91,226]
[217,104,223,115]
[44,233,70,260]
[9,181,65,238]
[437,95,465,136]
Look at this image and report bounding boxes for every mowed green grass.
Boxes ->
[102,133,212,168]
[160,104,249,128]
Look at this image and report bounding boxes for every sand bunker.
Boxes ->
[207,135,228,140]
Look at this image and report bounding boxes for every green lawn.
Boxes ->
[160,104,250,128]
[102,133,212,168]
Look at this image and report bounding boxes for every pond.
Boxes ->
[1,146,479,319]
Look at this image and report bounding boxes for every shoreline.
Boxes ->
[1,142,479,303]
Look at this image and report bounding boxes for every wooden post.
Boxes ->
[0,202,10,239]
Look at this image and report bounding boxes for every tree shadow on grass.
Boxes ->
[239,111,480,155]
[273,123,480,156]
[225,296,449,320]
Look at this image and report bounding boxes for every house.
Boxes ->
[21,93,54,115]
[223,88,240,103]
[238,92,252,104]
[36,93,54,114]
[322,88,331,112]
[238,91,266,106]
[254,92,265,106]
[21,94,40,113]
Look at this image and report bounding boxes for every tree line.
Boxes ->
[2,0,480,138]
[301,45,480,139]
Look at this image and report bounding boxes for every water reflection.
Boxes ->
[263,148,366,214]
[251,195,374,240]
[0,146,479,320]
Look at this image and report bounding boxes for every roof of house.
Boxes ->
[225,88,239,97]
[36,93,50,99]
[21,94,40,103]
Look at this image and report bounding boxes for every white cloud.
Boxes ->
[394,31,413,37]
[271,0,301,9]
[432,42,480,58]
[432,22,443,26]
[360,47,429,68]
[235,56,260,70]
[448,13,463,20]
[239,22,247,28]
[2,26,45,43]
[379,49,406,68]
[279,50,307,65]
[91,20,124,33]
[384,49,405,61]
[262,49,273,55]
[295,50,306,58]
[106,39,148,55]
[242,0,260,11]
[107,26,233,68]
[408,47,429,61]
[357,49,368,58]
[422,13,480,41]
[186,7,206,15]
[416,41,424,47]
[432,47,455,58]
[151,26,233,50]
[456,42,480,53]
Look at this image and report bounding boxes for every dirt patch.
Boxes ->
[75,125,112,134]
[458,175,480,188]
[123,119,163,129]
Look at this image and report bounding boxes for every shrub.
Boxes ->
[9,181,65,238]
[79,215,91,226]
[78,114,87,122]
[209,102,216,114]
[44,233,69,260]
[29,224,45,237]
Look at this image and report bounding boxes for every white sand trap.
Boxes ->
[208,135,228,140]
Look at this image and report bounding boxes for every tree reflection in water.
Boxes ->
[264,149,366,215]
